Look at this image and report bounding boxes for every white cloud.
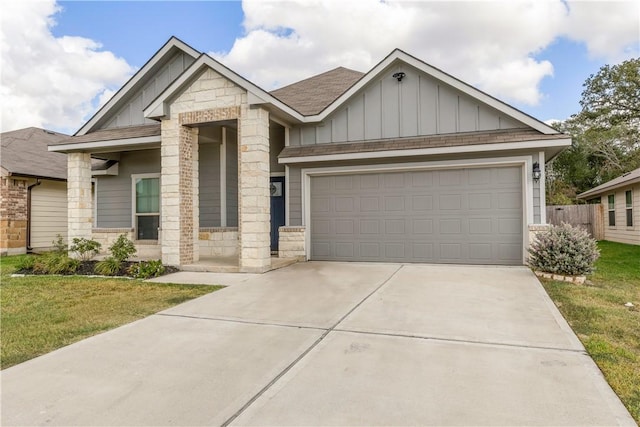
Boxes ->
[215,0,638,107]
[564,0,640,61]
[0,0,133,133]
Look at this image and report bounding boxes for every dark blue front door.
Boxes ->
[270,176,285,251]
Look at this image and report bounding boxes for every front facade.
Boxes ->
[578,168,640,245]
[1,128,69,255]
[51,37,570,271]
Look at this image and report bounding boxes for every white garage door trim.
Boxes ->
[301,156,535,264]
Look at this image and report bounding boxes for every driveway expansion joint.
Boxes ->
[220,264,405,427]
[332,328,589,355]
[155,312,327,332]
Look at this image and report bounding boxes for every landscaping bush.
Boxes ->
[528,223,600,276]
[52,234,67,254]
[94,257,121,276]
[70,238,102,261]
[109,234,136,262]
[33,252,79,275]
[14,255,36,271]
[127,260,166,279]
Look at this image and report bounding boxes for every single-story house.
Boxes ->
[1,127,69,255]
[50,37,571,272]
[578,168,640,245]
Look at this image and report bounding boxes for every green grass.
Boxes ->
[0,255,221,369]
[540,241,640,422]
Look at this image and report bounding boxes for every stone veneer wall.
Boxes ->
[67,153,93,250]
[0,177,28,255]
[164,67,271,272]
[199,227,238,257]
[278,226,306,259]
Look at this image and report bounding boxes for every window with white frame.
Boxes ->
[626,190,633,227]
[132,174,160,240]
[608,194,615,227]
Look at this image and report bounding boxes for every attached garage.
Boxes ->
[309,166,523,265]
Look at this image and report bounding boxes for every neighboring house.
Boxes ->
[1,127,69,255]
[578,168,640,245]
[50,37,571,272]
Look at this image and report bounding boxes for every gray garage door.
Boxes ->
[310,167,523,265]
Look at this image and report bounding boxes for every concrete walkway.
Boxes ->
[1,263,635,426]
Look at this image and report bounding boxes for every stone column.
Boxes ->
[238,106,271,272]
[161,120,199,266]
[67,152,93,250]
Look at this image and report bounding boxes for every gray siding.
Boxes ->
[288,166,302,226]
[96,149,160,228]
[226,128,238,226]
[270,124,285,173]
[102,52,195,129]
[199,141,221,227]
[289,64,524,146]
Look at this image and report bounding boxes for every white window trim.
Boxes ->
[625,190,633,227]
[607,194,616,227]
[300,155,534,264]
[131,173,161,240]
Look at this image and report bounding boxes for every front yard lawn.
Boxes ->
[0,255,221,369]
[541,240,640,422]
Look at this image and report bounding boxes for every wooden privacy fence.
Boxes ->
[546,204,604,240]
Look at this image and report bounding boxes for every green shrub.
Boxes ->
[52,234,67,254]
[94,257,121,276]
[109,234,136,263]
[14,255,36,271]
[528,223,600,276]
[70,238,102,261]
[33,252,79,274]
[127,260,166,279]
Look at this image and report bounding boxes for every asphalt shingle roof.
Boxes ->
[270,67,364,116]
[1,127,69,180]
[578,168,640,199]
[52,124,161,146]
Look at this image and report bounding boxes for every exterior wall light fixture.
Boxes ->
[533,162,541,182]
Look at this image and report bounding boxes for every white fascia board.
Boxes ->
[306,50,559,134]
[77,37,200,136]
[279,138,571,164]
[143,55,306,122]
[49,136,161,153]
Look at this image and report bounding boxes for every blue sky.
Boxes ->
[1,0,638,133]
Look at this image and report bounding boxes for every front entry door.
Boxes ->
[270,176,285,251]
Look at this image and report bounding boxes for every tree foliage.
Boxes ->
[547,58,640,204]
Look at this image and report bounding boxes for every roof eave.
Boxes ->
[143,55,306,124]
[76,37,201,136]
[49,135,161,154]
[577,177,640,199]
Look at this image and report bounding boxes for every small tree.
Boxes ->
[528,223,600,276]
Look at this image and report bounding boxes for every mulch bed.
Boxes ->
[16,260,179,277]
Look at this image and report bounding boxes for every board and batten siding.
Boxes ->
[199,140,222,227]
[102,52,195,130]
[602,184,640,245]
[289,64,524,146]
[30,180,67,249]
[226,128,239,226]
[95,149,161,228]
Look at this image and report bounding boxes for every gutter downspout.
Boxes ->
[26,179,41,252]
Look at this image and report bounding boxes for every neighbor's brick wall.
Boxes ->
[0,177,28,255]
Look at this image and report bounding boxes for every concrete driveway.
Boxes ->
[1,263,634,426]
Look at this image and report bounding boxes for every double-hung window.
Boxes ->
[133,174,160,240]
[626,190,633,227]
[607,194,615,227]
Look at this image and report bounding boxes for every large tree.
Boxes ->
[547,58,640,204]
